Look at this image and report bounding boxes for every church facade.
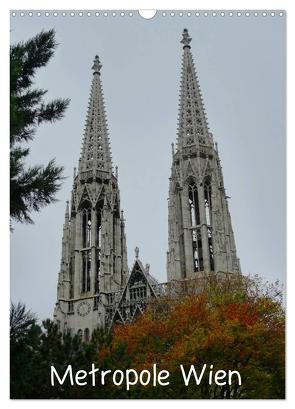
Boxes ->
[54,29,240,339]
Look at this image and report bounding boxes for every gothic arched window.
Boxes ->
[208,227,214,272]
[188,182,203,272]
[82,251,91,293]
[95,204,103,293]
[69,259,74,299]
[204,178,214,271]
[204,178,212,226]
[77,329,83,339]
[82,205,92,248]
[188,182,200,226]
[192,228,203,272]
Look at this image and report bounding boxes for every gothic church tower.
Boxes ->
[54,56,128,337]
[167,30,241,280]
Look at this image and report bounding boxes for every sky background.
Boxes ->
[10,10,286,321]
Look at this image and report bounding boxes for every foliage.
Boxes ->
[10,29,70,225]
[10,275,285,399]
[98,274,285,399]
[10,303,41,398]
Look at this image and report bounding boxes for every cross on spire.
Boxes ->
[92,55,102,74]
[181,28,192,49]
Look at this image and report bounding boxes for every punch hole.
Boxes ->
[139,10,157,19]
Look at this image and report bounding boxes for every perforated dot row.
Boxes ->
[11,11,135,17]
[11,10,285,18]
[162,11,284,17]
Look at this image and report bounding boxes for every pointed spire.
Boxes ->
[171,142,175,156]
[135,246,139,259]
[176,29,211,151]
[79,55,113,175]
[65,200,69,223]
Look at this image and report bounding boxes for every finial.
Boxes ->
[73,167,76,179]
[171,142,175,156]
[135,246,139,259]
[181,28,192,49]
[145,264,150,275]
[121,209,124,219]
[65,200,69,219]
[92,55,102,74]
[115,165,118,179]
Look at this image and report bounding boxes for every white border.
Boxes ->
[1,0,292,407]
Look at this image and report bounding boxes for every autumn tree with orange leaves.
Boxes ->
[98,274,285,399]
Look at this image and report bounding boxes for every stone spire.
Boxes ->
[167,29,240,280]
[176,29,211,151]
[79,55,112,174]
[54,55,129,337]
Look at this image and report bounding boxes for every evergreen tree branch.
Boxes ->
[10,29,70,226]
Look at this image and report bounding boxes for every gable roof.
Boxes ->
[108,257,158,329]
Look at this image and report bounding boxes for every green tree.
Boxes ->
[10,29,70,225]
[10,305,108,399]
[10,303,41,398]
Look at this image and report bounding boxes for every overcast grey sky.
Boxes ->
[10,11,286,321]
